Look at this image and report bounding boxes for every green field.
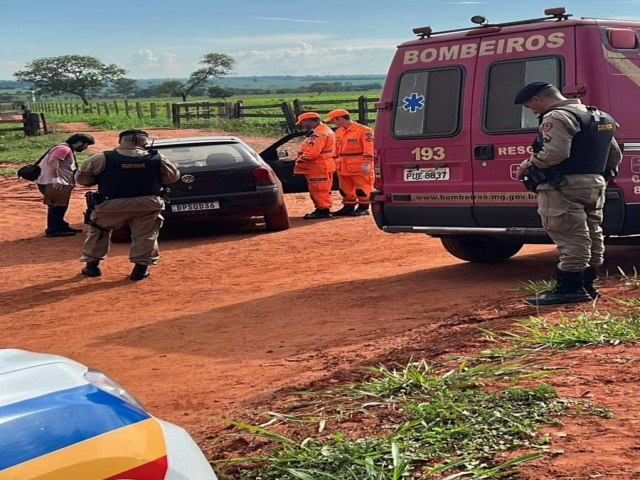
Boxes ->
[0,90,381,176]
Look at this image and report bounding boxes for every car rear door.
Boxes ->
[259,131,310,193]
[470,26,575,227]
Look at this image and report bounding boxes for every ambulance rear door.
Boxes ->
[470,26,575,227]
[377,38,479,229]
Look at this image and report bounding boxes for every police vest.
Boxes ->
[538,105,616,176]
[98,151,163,200]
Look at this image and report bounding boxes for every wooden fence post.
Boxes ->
[281,102,297,133]
[104,102,110,115]
[124,100,130,116]
[22,110,40,136]
[150,103,157,118]
[97,103,102,115]
[165,103,171,119]
[136,102,143,118]
[358,96,368,125]
[171,104,180,127]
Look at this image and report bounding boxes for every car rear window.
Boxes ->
[156,143,254,168]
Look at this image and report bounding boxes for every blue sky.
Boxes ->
[1,0,639,80]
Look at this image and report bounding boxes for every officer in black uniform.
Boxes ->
[76,130,180,280]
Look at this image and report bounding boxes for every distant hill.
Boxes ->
[0,75,386,89]
[136,75,385,89]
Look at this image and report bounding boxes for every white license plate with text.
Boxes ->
[171,201,220,212]
[404,168,450,182]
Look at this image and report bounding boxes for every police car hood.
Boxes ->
[0,349,86,376]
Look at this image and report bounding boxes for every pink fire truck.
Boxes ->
[371,7,640,262]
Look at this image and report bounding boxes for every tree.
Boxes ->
[208,85,234,100]
[111,78,138,99]
[154,80,184,98]
[308,82,333,95]
[171,53,235,102]
[14,55,126,105]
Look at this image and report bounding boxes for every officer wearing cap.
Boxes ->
[514,82,622,305]
[294,112,336,219]
[325,109,375,216]
[76,129,180,281]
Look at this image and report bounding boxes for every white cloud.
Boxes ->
[124,49,183,77]
[254,16,328,23]
[187,33,335,49]
[233,42,397,76]
[0,61,23,79]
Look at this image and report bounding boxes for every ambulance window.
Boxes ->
[393,67,462,137]
[485,57,561,132]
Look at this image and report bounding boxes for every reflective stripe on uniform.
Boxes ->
[341,152,364,156]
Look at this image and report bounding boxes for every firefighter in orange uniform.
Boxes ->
[325,109,374,216]
[294,112,336,219]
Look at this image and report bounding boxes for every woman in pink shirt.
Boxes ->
[36,133,95,237]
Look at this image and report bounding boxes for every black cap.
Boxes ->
[118,129,149,140]
[514,82,554,105]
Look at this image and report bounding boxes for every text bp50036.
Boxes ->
[170,202,220,213]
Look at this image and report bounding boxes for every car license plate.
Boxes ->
[404,167,450,181]
[170,201,220,212]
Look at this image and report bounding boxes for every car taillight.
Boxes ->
[253,166,277,187]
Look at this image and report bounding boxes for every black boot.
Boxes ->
[583,266,599,299]
[525,269,591,306]
[130,264,150,281]
[303,208,332,220]
[332,204,356,216]
[349,204,370,216]
[81,260,101,277]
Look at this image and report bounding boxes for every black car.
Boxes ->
[152,134,307,232]
[109,131,332,242]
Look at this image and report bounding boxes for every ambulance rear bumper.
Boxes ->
[382,226,548,237]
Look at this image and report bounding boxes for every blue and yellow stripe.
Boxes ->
[0,384,167,480]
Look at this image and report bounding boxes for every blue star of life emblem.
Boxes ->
[402,93,425,112]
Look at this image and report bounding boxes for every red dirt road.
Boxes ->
[2,126,640,478]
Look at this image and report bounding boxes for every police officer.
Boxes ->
[325,109,375,216]
[76,130,180,281]
[294,112,336,219]
[514,82,622,305]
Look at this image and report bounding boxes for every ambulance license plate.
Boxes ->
[171,201,220,212]
[404,167,450,181]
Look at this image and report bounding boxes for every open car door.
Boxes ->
[260,131,339,193]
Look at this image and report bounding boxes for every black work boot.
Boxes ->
[525,269,592,306]
[130,264,150,281]
[81,260,101,277]
[303,208,332,220]
[583,266,600,299]
[349,204,370,216]
[332,205,356,216]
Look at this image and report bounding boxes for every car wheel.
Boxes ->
[264,204,290,231]
[111,225,131,243]
[440,235,523,263]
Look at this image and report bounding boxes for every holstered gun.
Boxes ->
[84,191,110,236]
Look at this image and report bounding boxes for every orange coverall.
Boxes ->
[294,123,336,209]
[334,122,374,206]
